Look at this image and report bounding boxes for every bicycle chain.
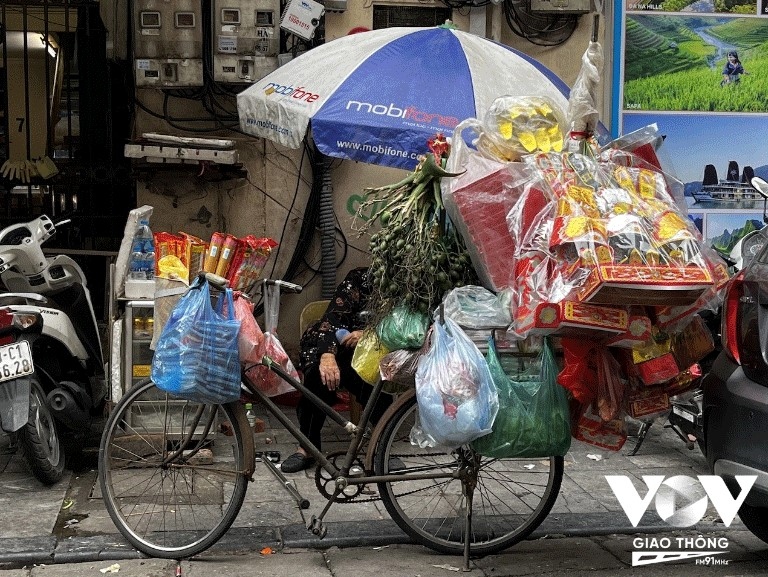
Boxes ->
[313,450,450,504]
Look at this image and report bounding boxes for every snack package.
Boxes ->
[204,232,226,273]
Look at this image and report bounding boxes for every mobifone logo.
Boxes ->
[606,474,757,566]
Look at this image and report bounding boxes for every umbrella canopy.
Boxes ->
[237,25,571,170]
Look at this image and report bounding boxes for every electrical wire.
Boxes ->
[503,1,578,46]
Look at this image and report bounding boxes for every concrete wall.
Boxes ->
[130,1,609,357]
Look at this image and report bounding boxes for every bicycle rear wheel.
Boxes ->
[99,379,249,559]
[375,393,563,556]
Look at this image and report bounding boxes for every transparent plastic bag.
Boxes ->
[442,285,512,329]
[415,318,499,449]
[379,348,422,394]
[151,277,241,404]
[472,338,570,458]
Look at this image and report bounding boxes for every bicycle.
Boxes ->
[98,278,564,568]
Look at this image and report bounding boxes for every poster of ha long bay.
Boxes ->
[613,1,768,251]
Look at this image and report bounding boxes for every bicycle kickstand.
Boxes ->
[261,457,311,510]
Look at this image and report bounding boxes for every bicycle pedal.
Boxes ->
[255,451,281,463]
[308,515,326,538]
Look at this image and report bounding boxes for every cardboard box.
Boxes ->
[125,279,156,300]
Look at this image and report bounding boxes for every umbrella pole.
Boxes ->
[319,156,337,298]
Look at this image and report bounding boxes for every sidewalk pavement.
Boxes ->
[0,403,763,570]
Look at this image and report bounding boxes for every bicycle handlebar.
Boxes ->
[263,279,303,294]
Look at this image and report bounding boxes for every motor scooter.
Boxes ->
[0,215,106,484]
[657,176,768,454]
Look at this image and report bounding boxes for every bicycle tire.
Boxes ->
[375,394,563,556]
[99,379,249,559]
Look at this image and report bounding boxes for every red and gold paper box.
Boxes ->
[607,314,653,349]
[627,386,670,418]
[671,315,715,369]
[635,353,680,386]
[442,166,525,291]
[575,264,713,306]
[527,300,628,338]
[626,365,700,418]
[574,408,627,451]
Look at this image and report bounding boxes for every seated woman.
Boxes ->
[281,267,393,473]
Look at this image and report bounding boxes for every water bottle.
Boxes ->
[143,249,156,280]
[128,250,145,280]
[245,403,256,429]
[129,219,154,280]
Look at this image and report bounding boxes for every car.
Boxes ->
[702,244,768,545]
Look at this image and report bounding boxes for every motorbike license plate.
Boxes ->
[672,405,695,423]
[0,341,34,383]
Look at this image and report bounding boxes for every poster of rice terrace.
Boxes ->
[615,0,768,242]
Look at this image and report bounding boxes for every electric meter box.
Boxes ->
[280,0,324,41]
[133,0,203,87]
[213,0,280,83]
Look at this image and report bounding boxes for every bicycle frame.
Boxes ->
[241,357,456,487]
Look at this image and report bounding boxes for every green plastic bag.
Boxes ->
[376,305,429,350]
[471,338,571,458]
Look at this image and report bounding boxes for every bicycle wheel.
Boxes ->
[375,394,563,556]
[99,379,249,559]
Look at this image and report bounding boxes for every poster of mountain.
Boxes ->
[613,4,768,240]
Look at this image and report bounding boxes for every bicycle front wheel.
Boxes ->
[375,393,563,556]
[99,379,249,559]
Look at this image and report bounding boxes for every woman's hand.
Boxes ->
[319,353,340,390]
[340,330,363,348]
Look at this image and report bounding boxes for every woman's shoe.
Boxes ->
[280,452,315,473]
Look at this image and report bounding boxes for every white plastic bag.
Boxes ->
[414,318,499,449]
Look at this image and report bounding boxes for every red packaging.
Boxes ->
[635,352,680,386]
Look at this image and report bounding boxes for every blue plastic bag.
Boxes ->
[151,277,242,404]
[414,318,499,449]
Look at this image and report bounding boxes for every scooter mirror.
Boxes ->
[54,219,71,228]
[750,177,768,224]
[750,177,768,199]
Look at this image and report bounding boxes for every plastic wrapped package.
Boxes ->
[351,330,391,385]
[244,281,297,397]
[480,96,566,161]
[565,40,603,154]
[504,150,718,339]
[442,119,531,291]
[441,285,512,329]
[151,278,241,404]
[379,348,422,394]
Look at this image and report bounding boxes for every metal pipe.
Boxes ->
[318,156,336,298]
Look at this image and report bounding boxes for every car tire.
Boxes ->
[739,503,768,545]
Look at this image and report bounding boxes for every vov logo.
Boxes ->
[606,475,757,527]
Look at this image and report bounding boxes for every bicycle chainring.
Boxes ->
[314,450,379,503]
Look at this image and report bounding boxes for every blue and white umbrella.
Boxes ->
[237,25,571,170]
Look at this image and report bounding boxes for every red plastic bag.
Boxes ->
[232,293,264,362]
[558,338,599,406]
[245,332,298,397]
